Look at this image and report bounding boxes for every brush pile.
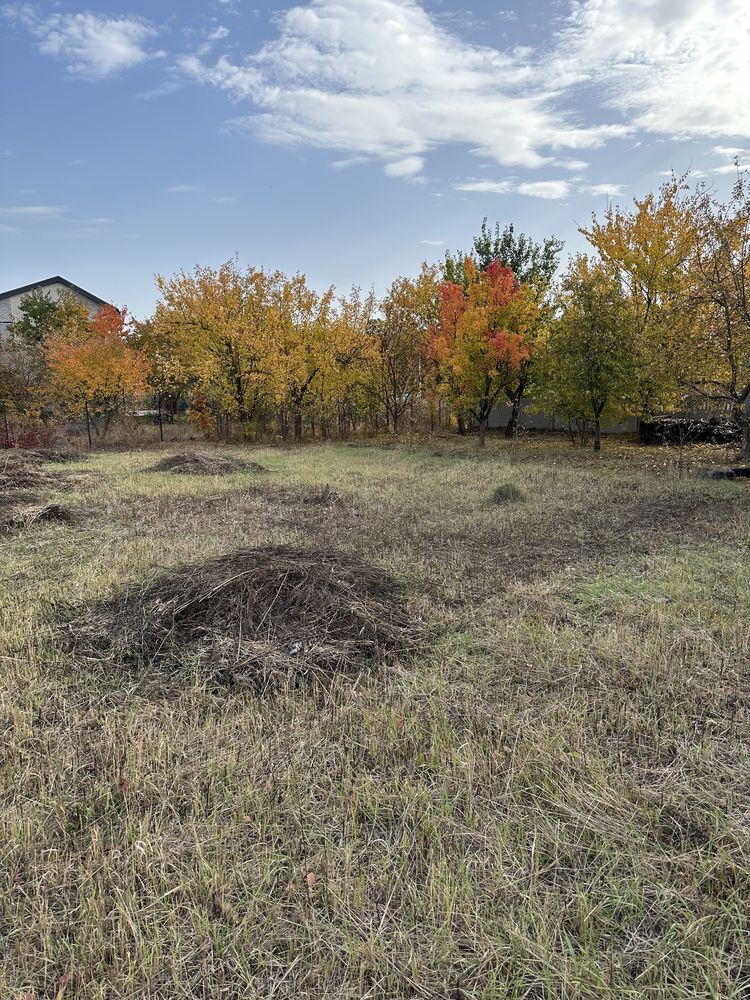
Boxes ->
[68,545,413,688]
[148,452,268,475]
[0,451,78,532]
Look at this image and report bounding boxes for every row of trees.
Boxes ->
[2,173,749,452]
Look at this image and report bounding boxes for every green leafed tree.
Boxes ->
[538,256,637,451]
[8,289,63,346]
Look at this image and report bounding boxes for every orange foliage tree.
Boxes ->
[427,260,537,445]
[45,304,150,441]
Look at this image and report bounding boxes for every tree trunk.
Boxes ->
[505,396,521,438]
[741,396,750,457]
[478,416,487,447]
[84,401,93,448]
[457,414,466,436]
[294,409,303,442]
[505,382,525,438]
[593,417,602,452]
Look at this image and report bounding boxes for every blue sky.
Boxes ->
[1,0,749,318]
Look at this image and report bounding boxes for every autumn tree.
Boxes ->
[268,273,334,441]
[445,221,563,436]
[313,287,378,439]
[428,259,537,446]
[682,175,750,454]
[2,290,78,413]
[376,264,440,433]
[131,316,192,425]
[538,256,636,451]
[45,304,150,441]
[154,261,275,438]
[581,177,695,419]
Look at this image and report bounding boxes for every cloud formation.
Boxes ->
[3,5,157,78]
[9,0,750,187]
[179,0,625,180]
[0,204,66,216]
[555,0,750,138]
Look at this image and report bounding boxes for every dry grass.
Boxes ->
[147,451,268,475]
[1,501,76,532]
[0,437,749,998]
[67,545,414,690]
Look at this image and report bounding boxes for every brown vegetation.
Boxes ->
[68,545,414,690]
[147,451,268,475]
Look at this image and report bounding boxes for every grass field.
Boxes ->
[1,437,749,999]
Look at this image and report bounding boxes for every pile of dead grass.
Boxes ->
[2,503,75,532]
[0,453,64,491]
[243,482,348,509]
[148,452,268,476]
[67,545,414,689]
[0,453,80,533]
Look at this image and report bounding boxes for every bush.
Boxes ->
[491,483,527,505]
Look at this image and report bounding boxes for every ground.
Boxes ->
[1,436,749,999]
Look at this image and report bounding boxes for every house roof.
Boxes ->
[0,275,109,307]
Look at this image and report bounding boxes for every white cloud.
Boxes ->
[713,163,748,175]
[164,183,200,194]
[517,180,570,199]
[3,5,157,78]
[455,177,572,199]
[180,0,626,176]
[9,0,743,189]
[583,183,626,196]
[384,156,424,178]
[555,158,589,171]
[555,0,750,138]
[419,239,446,245]
[708,145,749,174]
[0,223,18,233]
[454,180,513,194]
[713,146,746,158]
[0,204,66,216]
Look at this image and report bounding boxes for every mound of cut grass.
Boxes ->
[147,452,268,475]
[0,454,65,491]
[244,482,348,508]
[1,502,76,532]
[67,545,413,689]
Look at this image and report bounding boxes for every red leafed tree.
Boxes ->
[427,258,537,445]
[46,304,150,440]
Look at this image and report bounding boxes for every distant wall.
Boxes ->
[489,395,735,436]
[487,401,638,434]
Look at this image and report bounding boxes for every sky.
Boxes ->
[1,0,749,319]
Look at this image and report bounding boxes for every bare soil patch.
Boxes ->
[66,545,414,690]
[148,452,268,475]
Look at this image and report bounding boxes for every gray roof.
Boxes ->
[0,275,109,307]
